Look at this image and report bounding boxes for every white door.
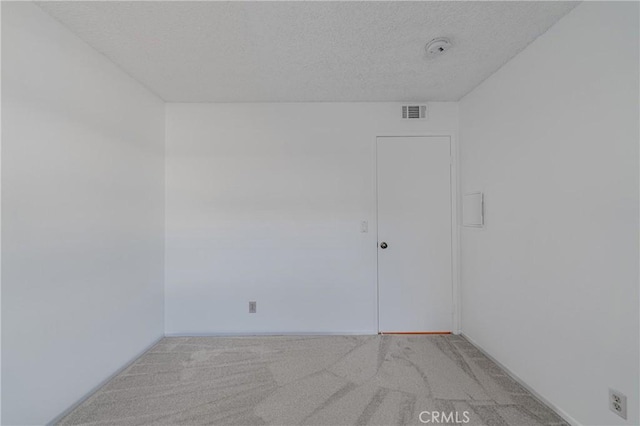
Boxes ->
[377,136,452,332]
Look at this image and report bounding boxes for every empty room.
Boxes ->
[1,1,638,425]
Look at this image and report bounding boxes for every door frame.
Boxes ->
[374,134,460,334]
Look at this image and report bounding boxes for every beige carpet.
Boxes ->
[58,335,567,425]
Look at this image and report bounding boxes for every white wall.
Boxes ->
[459,2,639,425]
[1,3,165,425]
[165,102,458,334]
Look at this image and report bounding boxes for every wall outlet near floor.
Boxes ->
[609,388,627,419]
[249,301,257,313]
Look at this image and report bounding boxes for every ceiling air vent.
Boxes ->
[401,105,427,120]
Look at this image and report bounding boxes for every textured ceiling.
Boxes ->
[37,1,578,102]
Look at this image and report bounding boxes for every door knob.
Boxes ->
[380,242,388,249]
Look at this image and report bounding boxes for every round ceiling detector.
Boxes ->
[425,37,452,57]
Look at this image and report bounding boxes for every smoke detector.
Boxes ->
[425,38,452,57]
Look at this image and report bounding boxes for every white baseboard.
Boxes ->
[47,335,164,425]
[460,333,582,426]
[165,331,376,337]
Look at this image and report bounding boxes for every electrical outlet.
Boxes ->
[249,301,257,313]
[609,389,627,420]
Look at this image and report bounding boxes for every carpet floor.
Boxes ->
[59,335,567,425]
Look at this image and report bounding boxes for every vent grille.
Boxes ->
[402,105,427,120]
